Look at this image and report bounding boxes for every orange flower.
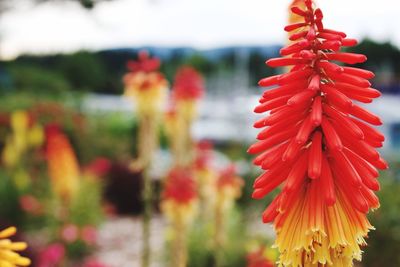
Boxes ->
[45,124,80,201]
[288,0,306,26]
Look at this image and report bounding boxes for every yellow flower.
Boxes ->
[2,137,18,168]
[27,124,44,148]
[11,111,29,154]
[0,227,31,267]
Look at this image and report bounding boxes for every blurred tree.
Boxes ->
[186,53,215,76]
[58,51,107,92]
[7,64,71,94]
[248,51,277,88]
[348,39,400,73]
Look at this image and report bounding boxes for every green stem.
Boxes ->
[142,166,152,267]
[172,218,187,267]
[139,115,157,267]
[215,201,225,267]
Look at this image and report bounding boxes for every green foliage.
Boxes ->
[59,51,107,92]
[7,64,71,94]
[348,39,400,73]
[69,177,104,227]
[187,208,247,267]
[0,171,23,225]
[364,169,400,267]
[77,112,138,163]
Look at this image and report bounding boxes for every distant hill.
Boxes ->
[104,45,281,61]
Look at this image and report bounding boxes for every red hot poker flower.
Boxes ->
[161,167,198,227]
[248,0,387,266]
[172,66,205,101]
[126,50,161,73]
[162,167,197,204]
[45,124,80,201]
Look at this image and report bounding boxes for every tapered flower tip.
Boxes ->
[173,66,205,101]
[126,50,161,73]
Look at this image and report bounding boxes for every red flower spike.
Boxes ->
[162,167,197,204]
[249,1,387,265]
[173,66,205,101]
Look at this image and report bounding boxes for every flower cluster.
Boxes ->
[45,124,80,201]
[173,66,204,101]
[248,0,387,266]
[172,66,205,122]
[161,167,198,224]
[123,51,168,116]
[0,227,31,267]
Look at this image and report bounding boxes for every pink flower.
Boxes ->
[37,243,65,267]
[19,195,42,215]
[60,224,78,243]
[82,259,108,267]
[81,225,97,245]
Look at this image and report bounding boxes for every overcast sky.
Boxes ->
[0,0,398,59]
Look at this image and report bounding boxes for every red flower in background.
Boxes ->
[126,50,161,73]
[248,0,387,265]
[173,66,205,101]
[162,167,197,204]
[246,246,274,267]
[84,157,111,177]
[217,165,243,190]
[19,195,43,215]
[123,50,167,93]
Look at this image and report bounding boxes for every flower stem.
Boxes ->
[138,115,158,267]
[142,165,152,267]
